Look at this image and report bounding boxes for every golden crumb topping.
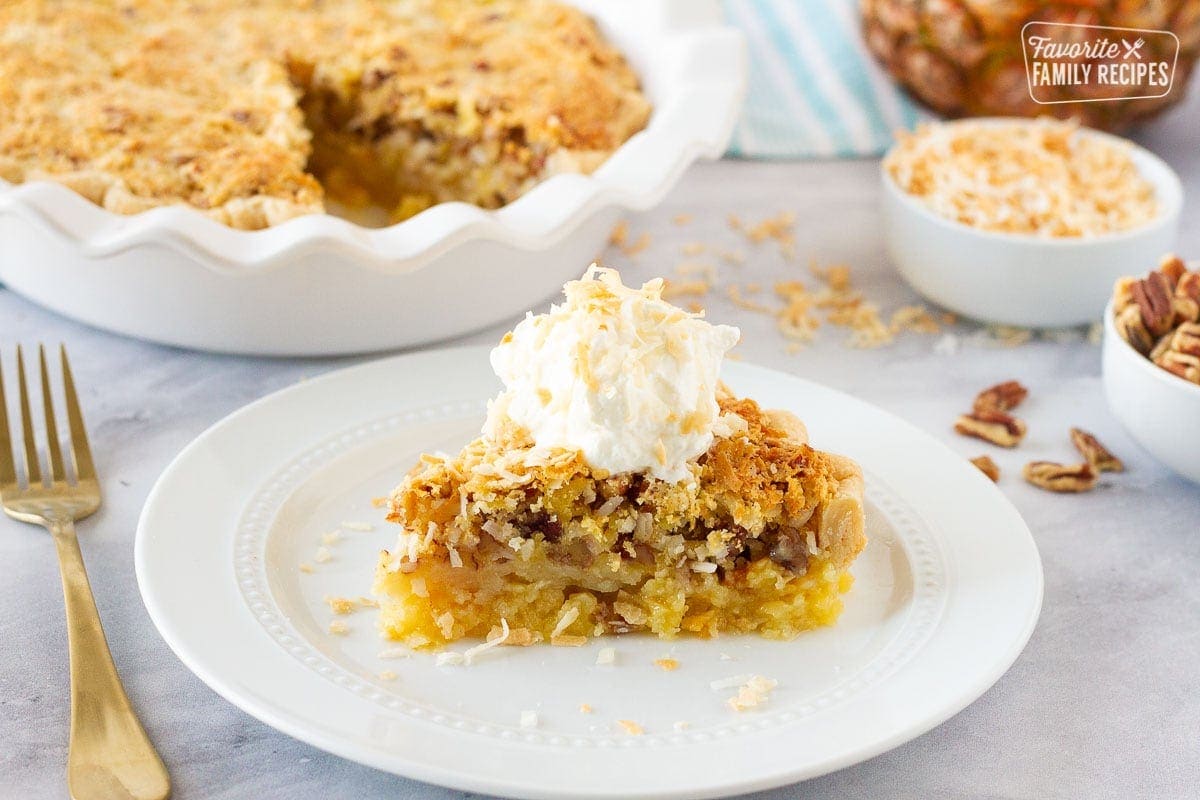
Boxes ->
[0,0,650,228]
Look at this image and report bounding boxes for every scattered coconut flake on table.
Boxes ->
[617,719,644,736]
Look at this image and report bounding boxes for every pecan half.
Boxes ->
[1159,253,1186,287]
[1132,270,1177,338]
[1172,273,1200,325]
[973,380,1028,413]
[969,455,1000,482]
[1115,304,1155,354]
[1168,322,1200,357]
[1022,461,1097,493]
[955,410,1027,448]
[1069,428,1124,473]
[1112,276,1138,313]
[1156,351,1200,384]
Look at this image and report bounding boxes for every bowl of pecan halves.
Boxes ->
[1103,254,1200,484]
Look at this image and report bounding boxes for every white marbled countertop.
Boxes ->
[2,92,1199,799]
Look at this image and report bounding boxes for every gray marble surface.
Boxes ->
[2,94,1199,798]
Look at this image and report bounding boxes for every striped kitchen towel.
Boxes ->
[723,0,928,158]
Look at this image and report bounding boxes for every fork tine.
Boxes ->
[39,345,65,482]
[0,353,16,488]
[15,345,41,486]
[60,345,96,482]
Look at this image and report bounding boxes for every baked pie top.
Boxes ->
[0,0,651,229]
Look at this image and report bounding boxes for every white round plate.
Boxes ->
[136,347,1042,799]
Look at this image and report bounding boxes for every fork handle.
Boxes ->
[51,519,171,800]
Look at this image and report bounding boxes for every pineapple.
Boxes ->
[862,0,1200,129]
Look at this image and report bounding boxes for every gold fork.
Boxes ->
[0,345,170,800]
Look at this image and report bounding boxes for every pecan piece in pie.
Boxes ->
[955,410,1027,448]
[1022,461,1097,493]
[1069,428,1124,473]
[972,380,1028,413]
[969,455,1001,482]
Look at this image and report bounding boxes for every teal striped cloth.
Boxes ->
[723,0,927,158]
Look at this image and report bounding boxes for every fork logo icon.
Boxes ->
[1122,38,1146,60]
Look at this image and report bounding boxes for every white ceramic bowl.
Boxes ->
[1102,301,1200,484]
[0,0,744,356]
[881,119,1182,328]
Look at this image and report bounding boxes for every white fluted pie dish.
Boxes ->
[0,0,744,356]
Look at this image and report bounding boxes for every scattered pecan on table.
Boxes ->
[1069,428,1124,473]
[955,409,1027,448]
[973,380,1028,414]
[1022,461,1098,493]
[969,455,1000,482]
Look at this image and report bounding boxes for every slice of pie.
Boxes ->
[374,268,866,648]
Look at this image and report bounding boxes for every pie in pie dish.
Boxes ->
[374,267,867,649]
[0,0,650,229]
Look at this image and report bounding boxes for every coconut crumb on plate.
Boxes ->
[596,647,616,666]
[654,657,680,672]
[327,620,349,635]
[341,521,375,531]
[520,710,539,729]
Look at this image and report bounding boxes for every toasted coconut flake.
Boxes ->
[378,647,411,660]
[617,719,644,736]
[551,606,581,638]
[725,675,778,711]
[579,703,594,713]
[550,634,588,647]
[654,657,680,672]
[458,618,510,664]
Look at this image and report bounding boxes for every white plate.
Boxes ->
[0,1,744,356]
[136,348,1042,799]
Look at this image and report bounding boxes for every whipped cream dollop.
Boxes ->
[484,266,741,482]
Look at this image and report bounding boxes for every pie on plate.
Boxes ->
[374,267,867,648]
